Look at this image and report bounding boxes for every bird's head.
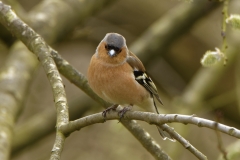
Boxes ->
[96,33,128,65]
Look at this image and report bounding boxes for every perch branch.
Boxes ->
[59,110,240,159]
[60,111,240,140]
[60,111,240,159]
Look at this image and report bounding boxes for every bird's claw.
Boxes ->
[118,106,132,121]
[102,104,118,119]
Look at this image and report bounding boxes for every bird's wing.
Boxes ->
[133,70,163,106]
[126,51,163,107]
[126,51,146,72]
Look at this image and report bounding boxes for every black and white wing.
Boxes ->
[126,51,163,113]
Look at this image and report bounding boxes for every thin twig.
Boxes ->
[215,111,228,160]
[221,0,229,65]
[160,124,207,160]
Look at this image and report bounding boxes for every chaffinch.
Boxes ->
[88,33,174,141]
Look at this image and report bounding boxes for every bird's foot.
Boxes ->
[102,104,119,118]
[118,105,132,121]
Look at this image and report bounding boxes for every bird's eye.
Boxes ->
[105,45,122,53]
[117,48,122,52]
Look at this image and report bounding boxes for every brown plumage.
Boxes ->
[87,33,174,141]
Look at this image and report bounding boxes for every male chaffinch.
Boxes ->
[88,33,174,141]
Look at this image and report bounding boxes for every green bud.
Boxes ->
[226,14,240,30]
[201,48,223,67]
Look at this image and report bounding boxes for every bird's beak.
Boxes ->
[108,49,116,57]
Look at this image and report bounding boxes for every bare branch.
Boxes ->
[60,111,240,159]
[0,2,69,159]
[160,124,207,160]
[214,112,228,160]
[60,111,240,140]
[121,120,171,160]
[2,0,27,21]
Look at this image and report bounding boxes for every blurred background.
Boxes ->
[0,0,240,160]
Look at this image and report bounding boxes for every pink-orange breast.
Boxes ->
[87,54,150,107]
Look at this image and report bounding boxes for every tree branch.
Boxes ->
[60,111,240,141]
[121,120,171,160]
[0,2,69,159]
[160,124,207,160]
[60,111,240,159]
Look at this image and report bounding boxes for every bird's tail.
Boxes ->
[156,125,175,142]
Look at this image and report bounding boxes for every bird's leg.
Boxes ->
[118,105,133,121]
[102,104,119,118]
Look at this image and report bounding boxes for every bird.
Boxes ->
[87,32,175,141]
